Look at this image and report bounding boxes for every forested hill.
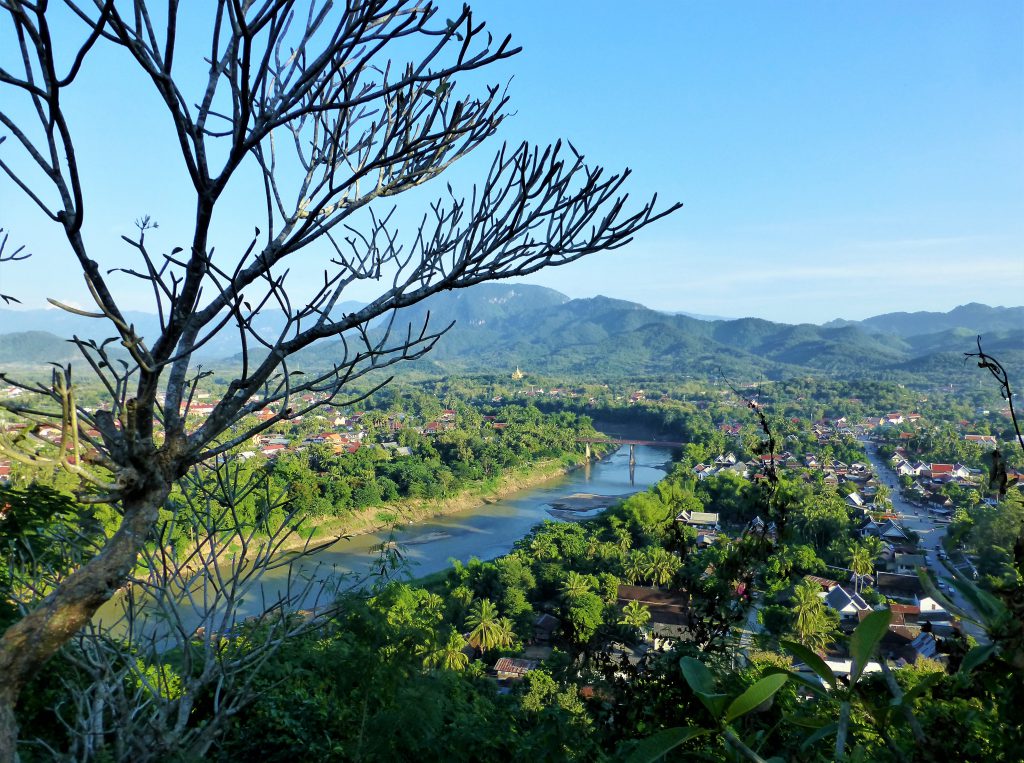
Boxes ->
[350,285,1023,381]
[825,302,1024,337]
[0,285,1020,381]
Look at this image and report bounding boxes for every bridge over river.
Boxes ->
[579,437,686,465]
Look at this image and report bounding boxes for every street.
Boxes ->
[860,441,988,643]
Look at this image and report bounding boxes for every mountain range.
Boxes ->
[0,287,1020,382]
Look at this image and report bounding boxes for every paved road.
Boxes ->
[860,441,987,643]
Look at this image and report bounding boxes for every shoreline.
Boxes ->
[119,455,600,597]
[272,455,594,556]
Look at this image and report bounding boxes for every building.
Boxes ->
[675,510,720,530]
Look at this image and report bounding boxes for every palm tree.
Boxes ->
[861,535,884,560]
[561,571,591,601]
[848,544,875,593]
[426,628,470,671]
[494,617,516,651]
[645,546,681,589]
[529,535,557,561]
[465,598,511,655]
[791,580,831,650]
[613,526,633,555]
[622,550,646,585]
[619,600,652,630]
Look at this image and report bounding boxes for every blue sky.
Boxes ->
[1,1,1021,324]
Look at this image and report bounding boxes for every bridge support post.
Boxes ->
[585,442,591,460]
[629,443,636,467]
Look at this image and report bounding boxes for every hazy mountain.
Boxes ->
[1,287,1020,381]
[0,331,82,364]
[0,301,367,359]
[825,303,1024,338]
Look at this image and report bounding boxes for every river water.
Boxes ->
[304,443,671,581]
[97,443,674,634]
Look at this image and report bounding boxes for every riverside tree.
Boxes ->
[0,1,678,756]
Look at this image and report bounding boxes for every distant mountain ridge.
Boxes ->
[0,286,1020,381]
[825,303,1024,337]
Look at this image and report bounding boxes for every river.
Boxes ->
[97,442,674,634]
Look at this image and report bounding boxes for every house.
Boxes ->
[964,434,997,446]
[895,460,920,477]
[877,520,911,543]
[675,510,720,530]
[616,585,694,647]
[693,463,712,480]
[533,613,560,644]
[822,586,870,622]
[891,553,925,575]
[888,603,921,626]
[695,530,718,548]
[909,632,939,660]
[493,657,537,680]
[875,572,925,597]
[845,491,865,509]
[823,658,882,681]
[616,586,690,626]
[950,463,972,480]
[803,575,840,592]
[713,452,738,467]
[745,515,778,540]
[916,596,948,621]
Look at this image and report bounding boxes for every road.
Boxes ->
[860,440,988,643]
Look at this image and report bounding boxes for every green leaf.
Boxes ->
[947,572,1006,624]
[679,656,715,694]
[960,643,996,675]
[849,608,891,685]
[624,726,710,763]
[764,667,828,697]
[782,639,837,690]
[916,569,980,625]
[723,672,788,723]
[695,691,731,720]
[801,722,839,751]
[784,713,830,729]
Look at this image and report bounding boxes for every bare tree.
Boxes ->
[0,0,678,756]
[0,229,30,305]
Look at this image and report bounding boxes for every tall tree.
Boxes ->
[790,580,833,651]
[848,544,875,593]
[0,1,677,755]
[464,598,511,655]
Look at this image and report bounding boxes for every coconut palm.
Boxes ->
[622,550,647,585]
[561,571,592,601]
[791,580,832,650]
[619,600,652,630]
[494,617,516,651]
[645,546,681,588]
[426,628,470,671]
[465,598,512,655]
[848,544,875,593]
[529,535,557,561]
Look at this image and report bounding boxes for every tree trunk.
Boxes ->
[0,685,18,763]
[0,482,168,761]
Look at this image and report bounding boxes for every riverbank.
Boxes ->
[232,454,600,560]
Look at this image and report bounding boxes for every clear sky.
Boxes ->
[1,1,1022,324]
